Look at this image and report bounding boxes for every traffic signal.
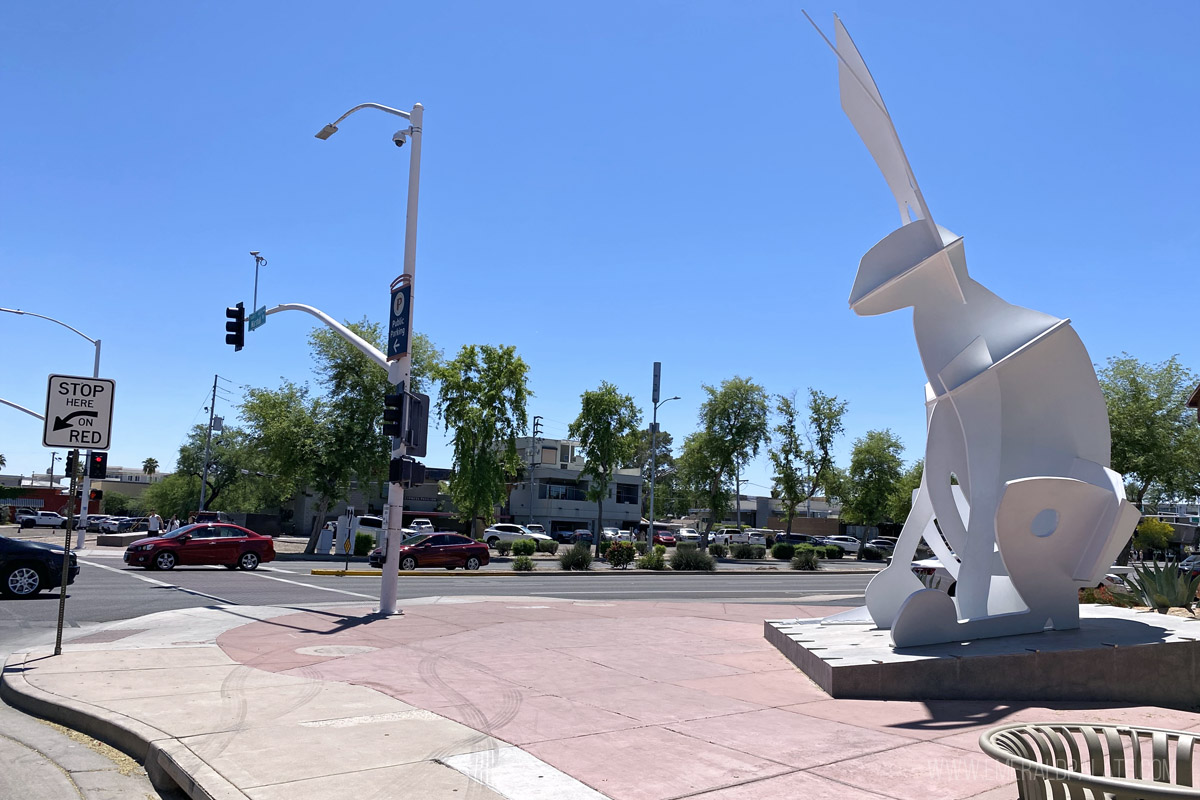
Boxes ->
[65,450,77,476]
[88,452,108,479]
[89,489,103,502]
[383,391,404,437]
[225,302,245,351]
[389,457,425,487]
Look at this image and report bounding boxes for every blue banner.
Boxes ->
[388,284,411,361]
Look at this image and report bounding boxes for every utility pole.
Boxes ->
[199,374,218,512]
[529,416,542,524]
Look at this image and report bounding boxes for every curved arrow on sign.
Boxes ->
[53,410,98,431]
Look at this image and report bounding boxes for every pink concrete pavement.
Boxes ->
[216,598,1200,800]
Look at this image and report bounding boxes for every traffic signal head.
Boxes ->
[225,302,245,351]
[383,392,404,437]
[65,450,77,476]
[88,452,108,479]
[89,489,103,502]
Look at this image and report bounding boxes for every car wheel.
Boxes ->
[2,564,43,598]
[400,556,417,571]
[465,557,481,571]
[486,537,499,548]
[445,566,457,570]
[154,551,176,571]
[60,521,69,529]
[238,552,260,571]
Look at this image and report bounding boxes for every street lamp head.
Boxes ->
[315,124,339,140]
[668,396,680,402]
[249,250,259,257]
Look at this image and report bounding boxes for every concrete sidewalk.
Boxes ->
[4,597,1198,800]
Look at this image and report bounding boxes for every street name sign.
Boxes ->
[248,306,267,331]
[42,374,115,449]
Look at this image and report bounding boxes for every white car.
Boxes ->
[16,510,69,529]
[602,527,622,542]
[482,523,552,548]
[409,518,434,533]
[822,535,862,554]
[100,517,130,533]
[676,528,700,544]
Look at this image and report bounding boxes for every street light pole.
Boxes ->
[1,308,101,548]
[317,101,423,617]
[250,251,267,312]
[649,394,680,546]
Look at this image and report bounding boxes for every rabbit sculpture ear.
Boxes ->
[804,12,933,228]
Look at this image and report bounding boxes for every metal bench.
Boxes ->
[980,722,1200,799]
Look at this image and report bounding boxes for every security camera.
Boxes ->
[392,128,409,148]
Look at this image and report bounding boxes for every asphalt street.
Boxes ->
[0,552,871,652]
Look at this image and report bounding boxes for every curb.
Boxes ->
[310,568,879,577]
[0,651,245,799]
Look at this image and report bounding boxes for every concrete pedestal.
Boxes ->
[766,605,1200,709]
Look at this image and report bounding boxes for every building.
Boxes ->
[506,437,643,538]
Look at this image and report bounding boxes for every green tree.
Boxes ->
[1099,354,1200,508]
[887,459,924,524]
[435,344,531,536]
[769,392,805,534]
[175,424,254,511]
[841,429,905,525]
[624,426,675,518]
[677,430,731,540]
[805,389,849,502]
[141,473,201,519]
[142,457,158,477]
[1133,516,1174,555]
[568,382,642,557]
[0,454,6,469]
[697,376,769,542]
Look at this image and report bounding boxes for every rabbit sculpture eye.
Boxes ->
[808,14,1140,647]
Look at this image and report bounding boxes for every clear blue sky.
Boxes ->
[3,2,1198,499]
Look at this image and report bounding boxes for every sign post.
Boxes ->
[42,375,115,451]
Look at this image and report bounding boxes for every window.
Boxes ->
[616,483,638,505]
[541,446,558,464]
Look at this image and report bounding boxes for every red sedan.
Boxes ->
[124,523,275,571]
[393,533,489,571]
[653,531,676,546]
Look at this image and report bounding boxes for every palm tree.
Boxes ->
[0,454,6,469]
[142,458,159,477]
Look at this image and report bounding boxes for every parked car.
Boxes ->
[652,531,677,546]
[821,535,862,553]
[16,510,68,529]
[123,523,275,571]
[571,529,595,544]
[392,533,489,571]
[775,532,823,547]
[675,528,700,544]
[709,528,744,545]
[525,523,547,537]
[1178,555,1200,575]
[99,517,129,533]
[602,527,622,542]
[865,539,896,553]
[124,517,149,533]
[84,515,111,532]
[1,534,79,598]
[409,518,434,533]
[611,529,635,542]
[481,523,552,548]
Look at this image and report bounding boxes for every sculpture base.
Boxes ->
[766,605,1200,709]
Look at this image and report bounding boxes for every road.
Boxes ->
[0,552,870,651]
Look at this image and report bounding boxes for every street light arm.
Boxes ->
[0,308,97,345]
[330,102,412,127]
[264,303,388,371]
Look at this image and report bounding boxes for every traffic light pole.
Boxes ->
[76,338,100,548]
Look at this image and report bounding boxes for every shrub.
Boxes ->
[822,544,845,559]
[771,542,796,561]
[354,533,375,556]
[495,541,513,557]
[791,550,820,570]
[511,538,537,557]
[599,539,612,556]
[537,539,559,555]
[512,555,536,571]
[1079,585,1136,607]
[731,543,756,560]
[655,544,667,556]
[634,541,649,555]
[670,546,716,571]
[1126,560,1200,613]
[708,543,728,558]
[637,549,666,570]
[860,545,883,561]
[606,541,636,569]
[677,542,697,551]
[559,541,593,571]
[751,545,767,559]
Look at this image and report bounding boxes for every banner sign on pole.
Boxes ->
[387,275,412,362]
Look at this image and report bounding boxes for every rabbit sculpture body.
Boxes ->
[813,15,1141,647]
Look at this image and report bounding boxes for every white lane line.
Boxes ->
[78,559,237,605]
[261,566,295,574]
[241,570,378,599]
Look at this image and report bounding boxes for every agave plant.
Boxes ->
[1126,560,1200,614]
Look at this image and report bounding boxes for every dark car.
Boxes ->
[865,539,896,552]
[1,535,80,598]
[775,533,821,546]
[123,523,275,571]
[370,533,488,571]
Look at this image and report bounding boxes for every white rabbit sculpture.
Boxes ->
[809,14,1141,647]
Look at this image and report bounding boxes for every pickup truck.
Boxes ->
[15,510,68,529]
